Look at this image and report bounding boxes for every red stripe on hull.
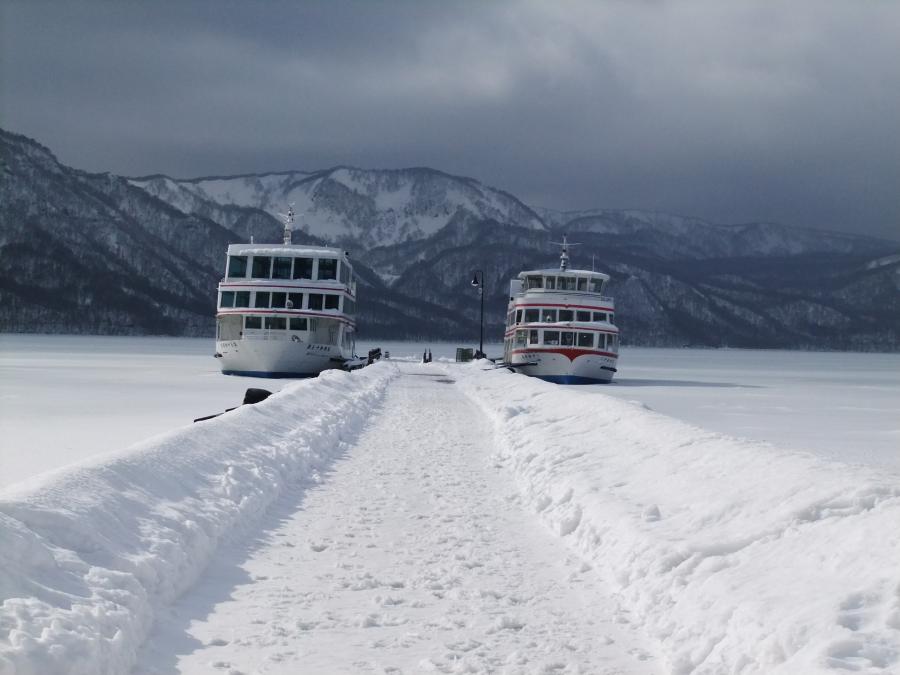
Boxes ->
[511,302,614,311]
[511,347,618,361]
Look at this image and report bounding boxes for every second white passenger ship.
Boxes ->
[503,239,619,384]
[215,208,357,377]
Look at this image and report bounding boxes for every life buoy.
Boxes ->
[291,335,301,343]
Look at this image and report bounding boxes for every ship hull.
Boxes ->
[216,337,349,378]
[509,349,617,384]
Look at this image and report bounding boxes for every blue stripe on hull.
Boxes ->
[536,374,612,385]
[222,370,320,379]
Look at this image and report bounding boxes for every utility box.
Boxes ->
[456,348,474,362]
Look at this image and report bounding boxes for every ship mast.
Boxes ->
[278,203,295,245]
[551,235,580,271]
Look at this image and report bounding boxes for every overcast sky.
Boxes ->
[2,0,898,239]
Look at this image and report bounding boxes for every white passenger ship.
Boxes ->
[215,208,357,377]
[503,239,619,384]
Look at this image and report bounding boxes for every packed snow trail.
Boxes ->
[133,364,658,674]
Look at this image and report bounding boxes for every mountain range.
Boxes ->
[2,127,898,350]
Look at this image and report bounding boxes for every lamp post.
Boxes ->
[470,270,484,358]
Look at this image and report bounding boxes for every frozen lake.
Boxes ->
[1,334,898,490]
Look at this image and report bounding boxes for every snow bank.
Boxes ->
[454,364,900,674]
[0,363,396,675]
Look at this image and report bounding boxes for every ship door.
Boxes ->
[217,315,242,341]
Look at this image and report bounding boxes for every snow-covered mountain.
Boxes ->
[3,127,899,348]
[132,167,546,250]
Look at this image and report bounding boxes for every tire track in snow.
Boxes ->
[134,363,657,674]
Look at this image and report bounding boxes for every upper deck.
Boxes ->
[509,268,614,308]
[221,244,355,293]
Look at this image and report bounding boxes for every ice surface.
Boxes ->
[596,348,900,470]
[0,335,288,489]
[3,336,897,490]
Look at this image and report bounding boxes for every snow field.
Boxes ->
[453,363,900,674]
[0,364,396,675]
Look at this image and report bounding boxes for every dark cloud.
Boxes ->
[2,0,898,240]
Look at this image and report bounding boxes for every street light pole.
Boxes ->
[470,270,484,358]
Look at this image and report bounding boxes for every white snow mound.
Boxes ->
[454,364,900,675]
[0,363,396,675]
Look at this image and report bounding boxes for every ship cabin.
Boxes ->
[216,244,356,353]
[503,268,618,363]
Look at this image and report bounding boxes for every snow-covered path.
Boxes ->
[134,365,656,674]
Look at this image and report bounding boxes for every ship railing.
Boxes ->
[241,331,291,341]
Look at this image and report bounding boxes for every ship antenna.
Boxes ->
[277,203,295,245]
[549,235,580,271]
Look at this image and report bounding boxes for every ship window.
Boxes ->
[339,262,350,284]
[577,311,591,321]
[293,257,313,279]
[318,258,337,280]
[526,275,542,289]
[227,256,247,278]
[344,298,355,315]
[288,292,303,309]
[515,309,522,323]
[598,334,607,349]
[561,331,575,346]
[251,256,272,278]
[578,332,594,348]
[545,277,556,290]
[254,291,270,308]
[220,291,235,308]
[609,313,615,323]
[524,309,540,323]
[272,257,292,279]
[593,312,607,322]
[542,309,556,322]
[515,330,527,346]
[559,309,574,322]
[577,278,587,291]
[308,293,324,310]
[591,278,604,293]
[289,317,308,331]
[309,318,318,331]
[235,291,250,308]
[271,292,287,308]
[543,330,560,345]
[245,316,262,329]
[559,277,576,291]
[528,329,539,345]
[324,295,340,310]
[265,316,287,330]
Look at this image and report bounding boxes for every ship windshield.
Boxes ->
[272,257,292,279]
[578,332,594,347]
[252,256,272,278]
[318,258,337,280]
[227,256,247,278]
[590,278,604,293]
[293,258,313,279]
[526,275,542,289]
